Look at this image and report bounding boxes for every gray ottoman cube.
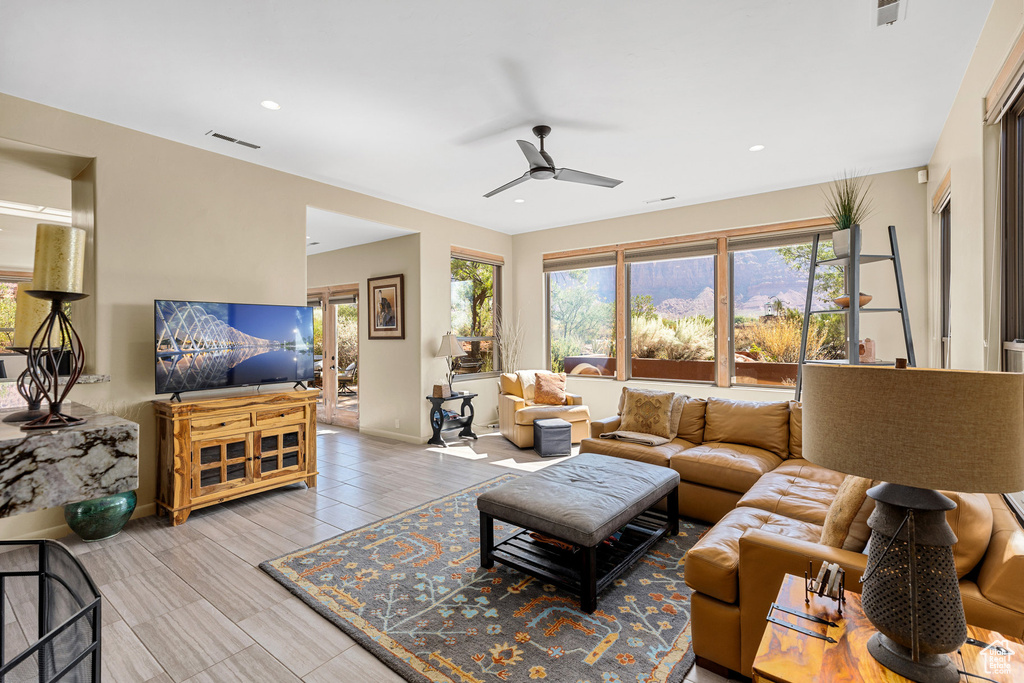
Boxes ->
[533,418,572,457]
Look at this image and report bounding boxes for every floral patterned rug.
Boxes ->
[260,474,707,683]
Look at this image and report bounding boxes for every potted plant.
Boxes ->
[823,172,873,258]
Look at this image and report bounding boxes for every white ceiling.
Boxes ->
[0,1,993,235]
[306,207,416,254]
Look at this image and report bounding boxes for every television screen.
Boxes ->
[155,300,315,395]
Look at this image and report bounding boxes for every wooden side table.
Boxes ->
[426,392,478,447]
[752,574,1024,682]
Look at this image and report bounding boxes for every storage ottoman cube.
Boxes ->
[533,418,572,457]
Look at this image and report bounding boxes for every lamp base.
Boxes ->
[2,408,47,424]
[867,633,959,683]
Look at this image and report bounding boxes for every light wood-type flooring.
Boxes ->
[12,425,726,682]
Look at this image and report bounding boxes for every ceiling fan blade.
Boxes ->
[484,171,531,198]
[517,140,548,169]
[554,168,623,188]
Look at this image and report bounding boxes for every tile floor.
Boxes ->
[16,425,729,682]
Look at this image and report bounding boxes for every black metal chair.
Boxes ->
[338,362,357,395]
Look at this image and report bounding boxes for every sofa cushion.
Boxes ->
[820,476,874,550]
[703,398,790,458]
[535,372,566,405]
[788,400,802,458]
[735,460,848,527]
[977,494,1024,614]
[944,491,993,579]
[684,507,823,603]
[513,403,590,426]
[677,397,707,444]
[670,443,782,494]
[581,436,695,468]
[619,388,677,439]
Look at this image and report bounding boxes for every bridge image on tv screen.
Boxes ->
[155,300,314,394]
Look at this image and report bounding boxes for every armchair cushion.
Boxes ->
[513,403,589,426]
[535,372,566,405]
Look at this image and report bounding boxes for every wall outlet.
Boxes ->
[394,418,400,429]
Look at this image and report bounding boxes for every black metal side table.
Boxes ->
[426,392,478,447]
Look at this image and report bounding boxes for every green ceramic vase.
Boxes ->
[64,491,137,542]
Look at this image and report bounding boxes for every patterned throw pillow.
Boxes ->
[534,372,566,405]
[619,388,676,439]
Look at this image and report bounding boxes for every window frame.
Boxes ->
[450,250,502,381]
[542,218,834,388]
[0,270,33,355]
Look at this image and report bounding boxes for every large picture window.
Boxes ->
[0,280,16,353]
[543,220,841,387]
[545,255,616,376]
[626,243,716,382]
[451,254,501,377]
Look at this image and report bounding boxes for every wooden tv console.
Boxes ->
[153,390,318,525]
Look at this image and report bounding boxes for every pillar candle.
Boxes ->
[32,223,86,293]
[12,285,58,348]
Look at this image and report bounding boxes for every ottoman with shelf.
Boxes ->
[477,452,679,612]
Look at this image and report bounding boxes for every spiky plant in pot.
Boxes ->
[824,171,874,257]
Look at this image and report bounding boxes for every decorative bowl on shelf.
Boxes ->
[833,293,872,309]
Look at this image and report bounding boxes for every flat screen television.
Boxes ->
[154,300,315,395]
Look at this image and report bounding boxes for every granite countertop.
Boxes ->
[0,401,140,517]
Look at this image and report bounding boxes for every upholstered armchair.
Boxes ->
[497,371,591,448]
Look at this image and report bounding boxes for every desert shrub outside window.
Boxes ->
[545,254,616,376]
[451,256,500,377]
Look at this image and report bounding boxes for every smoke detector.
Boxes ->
[875,0,906,27]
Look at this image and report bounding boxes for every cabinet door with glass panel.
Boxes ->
[191,433,254,498]
[254,424,306,483]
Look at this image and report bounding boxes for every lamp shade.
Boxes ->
[801,364,1024,493]
[32,223,86,293]
[436,334,467,359]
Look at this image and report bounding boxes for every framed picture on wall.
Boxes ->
[367,274,405,340]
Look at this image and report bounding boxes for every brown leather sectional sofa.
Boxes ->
[580,395,1024,677]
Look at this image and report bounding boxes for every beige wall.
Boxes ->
[926,0,1024,371]
[509,168,928,421]
[0,92,506,539]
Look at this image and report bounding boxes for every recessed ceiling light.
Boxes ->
[513,198,525,204]
[749,144,765,152]
[306,235,311,239]
[261,100,281,110]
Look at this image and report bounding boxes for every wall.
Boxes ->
[926,0,1024,371]
[510,168,928,421]
[307,233,423,440]
[0,92,505,539]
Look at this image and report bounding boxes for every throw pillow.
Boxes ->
[821,476,873,549]
[534,372,566,405]
[619,388,676,439]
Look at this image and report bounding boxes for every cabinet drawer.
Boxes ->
[256,406,306,428]
[191,413,252,438]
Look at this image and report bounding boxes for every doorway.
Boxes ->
[309,286,359,428]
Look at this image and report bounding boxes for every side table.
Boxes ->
[752,574,1024,682]
[426,392,478,447]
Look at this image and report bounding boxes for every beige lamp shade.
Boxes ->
[801,364,1024,493]
[436,334,467,359]
[33,223,86,293]
[12,284,60,348]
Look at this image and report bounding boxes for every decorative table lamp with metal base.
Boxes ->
[1,347,48,424]
[435,333,467,395]
[21,290,88,430]
[802,364,1024,683]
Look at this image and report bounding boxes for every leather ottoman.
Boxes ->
[533,417,572,456]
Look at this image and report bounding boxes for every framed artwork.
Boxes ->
[367,274,405,340]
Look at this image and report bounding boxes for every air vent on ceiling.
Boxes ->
[877,0,903,27]
[644,196,676,205]
[308,241,320,246]
[205,130,261,150]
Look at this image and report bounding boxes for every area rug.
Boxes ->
[260,474,708,683]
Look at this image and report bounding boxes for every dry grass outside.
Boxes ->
[631,315,714,361]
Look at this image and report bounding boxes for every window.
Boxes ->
[0,281,16,353]
[729,235,845,387]
[542,219,840,387]
[626,243,716,382]
[451,254,501,377]
[545,254,616,376]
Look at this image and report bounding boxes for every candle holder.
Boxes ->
[0,347,49,424]
[20,290,88,431]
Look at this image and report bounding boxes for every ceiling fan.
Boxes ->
[483,125,623,198]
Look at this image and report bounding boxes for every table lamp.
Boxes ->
[435,333,467,394]
[802,364,1024,683]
